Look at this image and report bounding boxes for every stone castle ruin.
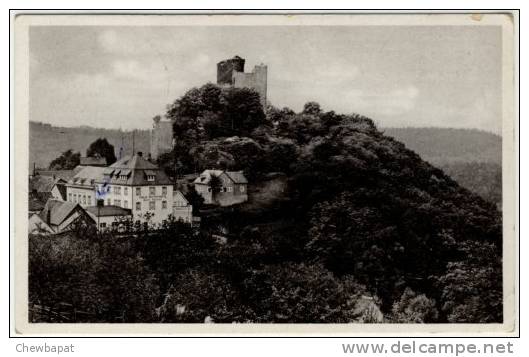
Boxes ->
[150,56,268,160]
[216,55,268,108]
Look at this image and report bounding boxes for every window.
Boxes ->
[114,199,121,206]
[68,193,72,202]
[240,185,245,192]
[162,186,167,196]
[82,195,86,204]
[207,187,212,192]
[227,186,233,193]
[87,195,92,205]
[162,201,167,209]
[136,187,141,196]
[124,200,128,208]
[149,201,155,210]
[107,199,111,206]
[73,195,77,203]
[114,186,121,195]
[221,187,227,193]
[124,187,128,195]
[147,175,155,181]
[100,222,106,228]
[149,187,155,196]
[136,202,141,211]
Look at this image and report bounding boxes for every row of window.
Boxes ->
[68,193,92,205]
[197,185,245,193]
[135,200,168,211]
[105,186,168,196]
[103,198,168,211]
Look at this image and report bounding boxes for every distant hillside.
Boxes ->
[382,127,501,165]
[29,122,151,170]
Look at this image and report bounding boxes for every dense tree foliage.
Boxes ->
[86,138,117,165]
[30,84,503,324]
[48,149,81,170]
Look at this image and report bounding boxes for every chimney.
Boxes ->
[137,151,143,157]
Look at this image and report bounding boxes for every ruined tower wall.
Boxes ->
[232,64,268,108]
[217,56,245,85]
[150,120,174,160]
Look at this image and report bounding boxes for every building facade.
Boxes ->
[194,169,248,206]
[65,152,186,225]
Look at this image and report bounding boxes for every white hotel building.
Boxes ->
[65,152,192,225]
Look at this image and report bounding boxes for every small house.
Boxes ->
[86,205,132,231]
[193,170,248,206]
[172,190,193,223]
[38,199,95,234]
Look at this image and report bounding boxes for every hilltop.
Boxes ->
[29,85,502,323]
[383,127,501,165]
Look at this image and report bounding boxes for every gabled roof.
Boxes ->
[85,205,132,217]
[111,154,158,170]
[193,170,224,185]
[225,171,248,184]
[173,190,189,205]
[28,213,53,234]
[35,170,75,181]
[193,170,248,185]
[53,182,68,201]
[38,199,85,226]
[102,154,172,186]
[68,166,107,186]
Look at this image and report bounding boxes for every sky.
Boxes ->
[29,25,502,134]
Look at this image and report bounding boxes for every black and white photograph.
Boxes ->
[12,12,517,335]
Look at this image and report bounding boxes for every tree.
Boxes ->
[48,149,80,170]
[301,101,322,116]
[86,138,117,165]
[391,288,439,323]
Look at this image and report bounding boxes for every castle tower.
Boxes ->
[217,56,245,85]
[217,56,268,109]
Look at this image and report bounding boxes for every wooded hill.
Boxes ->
[30,84,503,323]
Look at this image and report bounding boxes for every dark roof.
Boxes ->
[80,156,107,166]
[193,170,224,185]
[193,170,248,185]
[226,171,248,184]
[54,183,68,200]
[85,205,132,217]
[102,154,172,186]
[35,170,75,181]
[38,199,85,226]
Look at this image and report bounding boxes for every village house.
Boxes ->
[193,169,248,206]
[85,205,133,231]
[65,166,106,207]
[28,213,54,235]
[172,190,193,223]
[34,199,95,234]
[64,152,187,225]
[28,175,68,213]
